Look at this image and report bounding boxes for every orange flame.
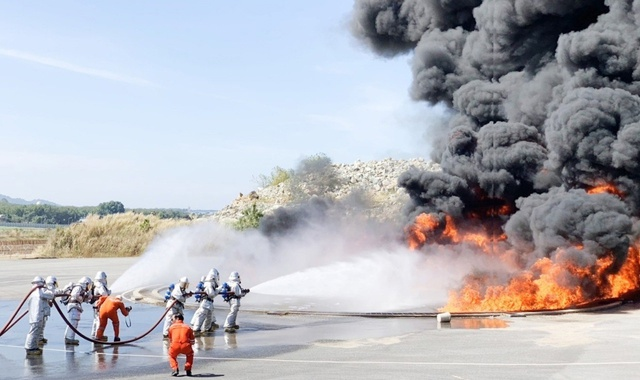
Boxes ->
[406,213,506,250]
[406,213,440,250]
[442,215,506,248]
[443,245,640,312]
[407,199,640,312]
[587,183,624,198]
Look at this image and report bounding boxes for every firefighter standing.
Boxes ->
[91,271,111,338]
[24,276,53,355]
[163,277,192,339]
[223,271,250,333]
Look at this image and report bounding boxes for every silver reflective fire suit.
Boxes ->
[40,279,64,342]
[162,285,191,336]
[191,280,219,333]
[64,284,93,342]
[91,279,111,337]
[223,279,246,330]
[24,285,54,350]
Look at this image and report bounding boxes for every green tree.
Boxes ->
[97,201,125,216]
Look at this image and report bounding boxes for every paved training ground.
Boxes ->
[2,258,640,379]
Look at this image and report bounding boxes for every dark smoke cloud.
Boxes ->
[505,187,632,270]
[351,0,640,296]
[260,197,332,237]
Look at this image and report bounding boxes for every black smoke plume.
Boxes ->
[351,0,640,308]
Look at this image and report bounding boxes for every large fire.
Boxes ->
[406,184,640,313]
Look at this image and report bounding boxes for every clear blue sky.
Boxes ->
[0,1,442,210]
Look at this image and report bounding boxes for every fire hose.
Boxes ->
[52,298,177,345]
[1,287,246,342]
[0,286,40,337]
[0,286,177,344]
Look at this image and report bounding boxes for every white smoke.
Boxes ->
[111,219,505,312]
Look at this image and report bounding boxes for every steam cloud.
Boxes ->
[351,0,640,306]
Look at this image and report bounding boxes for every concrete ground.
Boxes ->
[1,257,640,379]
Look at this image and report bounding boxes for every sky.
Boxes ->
[0,1,444,210]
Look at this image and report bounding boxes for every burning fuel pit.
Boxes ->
[350,0,640,314]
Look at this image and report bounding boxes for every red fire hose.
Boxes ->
[52,298,176,345]
[0,285,39,337]
[1,287,177,345]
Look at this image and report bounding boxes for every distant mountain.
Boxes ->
[0,194,58,206]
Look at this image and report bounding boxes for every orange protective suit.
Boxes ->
[168,319,195,371]
[95,296,129,340]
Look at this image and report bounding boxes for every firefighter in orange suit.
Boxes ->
[95,295,131,342]
[168,313,195,377]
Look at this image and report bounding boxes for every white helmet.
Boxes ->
[45,275,58,287]
[79,276,93,290]
[206,268,220,284]
[229,271,240,282]
[31,276,45,285]
[178,276,190,289]
[94,271,107,283]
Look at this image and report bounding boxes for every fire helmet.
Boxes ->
[229,271,241,283]
[45,275,58,287]
[94,271,107,283]
[31,276,45,285]
[178,277,190,289]
[206,268,220,284]
[79,276,93,290]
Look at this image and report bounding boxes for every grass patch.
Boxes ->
[0,227,55,242]
[35,212,192,258]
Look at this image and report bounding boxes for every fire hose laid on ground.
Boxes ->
[51,298,176,345]
[0,287,177,345]
[0,286,38,337]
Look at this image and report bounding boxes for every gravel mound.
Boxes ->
[212,158,440,226]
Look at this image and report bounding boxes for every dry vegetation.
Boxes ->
[0,227,55,257]
[0,227,54,241]
[34,212,192,258]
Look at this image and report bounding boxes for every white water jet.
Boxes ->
[111,217,506,312]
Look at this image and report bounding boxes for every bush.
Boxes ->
[233,203,264,230]
[257,166,294,188]
[289,153,342,201]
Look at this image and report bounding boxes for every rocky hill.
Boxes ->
[0,194,58,206]
[212,158,441,226]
